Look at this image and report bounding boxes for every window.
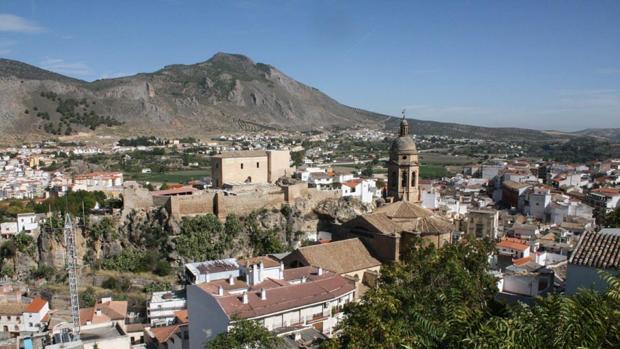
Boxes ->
[411,171,416,187]
[402,155,407,160]
[240,163,244,169]
[401,171,408,187]
[256,162,260,168]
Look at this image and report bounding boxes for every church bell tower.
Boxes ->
[387,113,420,202]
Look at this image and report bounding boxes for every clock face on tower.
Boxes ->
[387,116,420,202]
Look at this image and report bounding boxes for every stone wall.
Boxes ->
[166,192,215,218]
[122,182,154,212]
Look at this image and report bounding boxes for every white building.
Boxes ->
[73,172,123,191]
[340,179,377,204]
[147,290,187,327]
[496,238,531,259]
[22,297,49,333]
[184,258,240,284]
[17,213,39,233]
[187,256,355,349]
[566,229,620,294]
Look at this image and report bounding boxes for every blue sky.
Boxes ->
[1,0,619,131]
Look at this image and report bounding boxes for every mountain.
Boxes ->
[571,128,620,141]
[0,53,389,143]
[0,53,614,144]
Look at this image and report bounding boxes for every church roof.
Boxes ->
[413,216,456,235]
[390,136,417,154]
[375,201,433,219]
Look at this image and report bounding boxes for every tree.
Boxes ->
[176,214,225,261]
[325,238,620,349]
[604,207,620,228]
[291,150,305,167]
[207,318,282,349]
[329,237,498,349]
[80,287,97,307]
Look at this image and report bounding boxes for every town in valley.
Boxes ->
[1,1,619,348]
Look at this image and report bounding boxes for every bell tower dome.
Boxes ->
[387,112,420,202]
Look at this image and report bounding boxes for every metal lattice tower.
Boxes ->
[64,214,81,338]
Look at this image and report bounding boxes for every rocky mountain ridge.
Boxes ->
[0,52,616,143]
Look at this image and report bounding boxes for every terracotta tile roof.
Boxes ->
[197,271,355,320]
[512,255,533,266]
[375,201,433,219]
[496,238,530,251]
[284,239,380,274]
[342,179,363,189]
[591,188,620,196]
[80,300,127,325]
[413,216,456,235]
[175,309,188,324]
[358,213,402,236]
[0,303,27,316]
[502,180,531,191]
[125,323,145,333]
[569,230,620,269]
[238,256,280,268]
[25,297,47,313]
[151,186,198,197]
[150,324,185,343]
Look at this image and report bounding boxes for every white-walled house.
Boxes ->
[22,297,49,333]
[147,290,187,327]
[496,238,531,259]
[16,213,39,232]
[340,179,377,204]
[566,229,620,294]
[187,256,355,349]
[184,258,240,284]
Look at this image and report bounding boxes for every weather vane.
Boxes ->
[401,108,406,119]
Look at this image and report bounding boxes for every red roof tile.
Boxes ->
[25,297,47,313]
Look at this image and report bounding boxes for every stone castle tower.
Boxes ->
[387,115,420,202]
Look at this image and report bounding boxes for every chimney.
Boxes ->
[258,261,264,282]
[242,292,248,304]
[95,309,102,316]
[260,288,267,300]
[228,275,234,285]
[279,262,284,279]
[218,286,224,296]
[318,267,323,276]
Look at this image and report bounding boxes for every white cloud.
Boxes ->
[40,58,93,77]
[0,14,45,33]
[99,72,131,79]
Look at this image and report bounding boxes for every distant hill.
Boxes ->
[0,53,615,144]
[571,128,620,141]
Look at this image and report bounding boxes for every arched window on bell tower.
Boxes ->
[401,170,407,188]
[411,171,416,187]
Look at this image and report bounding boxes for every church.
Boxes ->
[387,115,421,203]
[334,116,456,263]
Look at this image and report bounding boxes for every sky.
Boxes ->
[0,0,619,131]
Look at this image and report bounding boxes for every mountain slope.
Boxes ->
[0,53,613,144]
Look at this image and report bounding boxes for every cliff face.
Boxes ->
[0,53,387,143]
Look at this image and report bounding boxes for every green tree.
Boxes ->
[80,287,97,307]
[176,214,225,261]
[329,238,497,349]
[291,150,305,167]
[207,318,282,349]
[326,238,620,349]
[604,207,620,228]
